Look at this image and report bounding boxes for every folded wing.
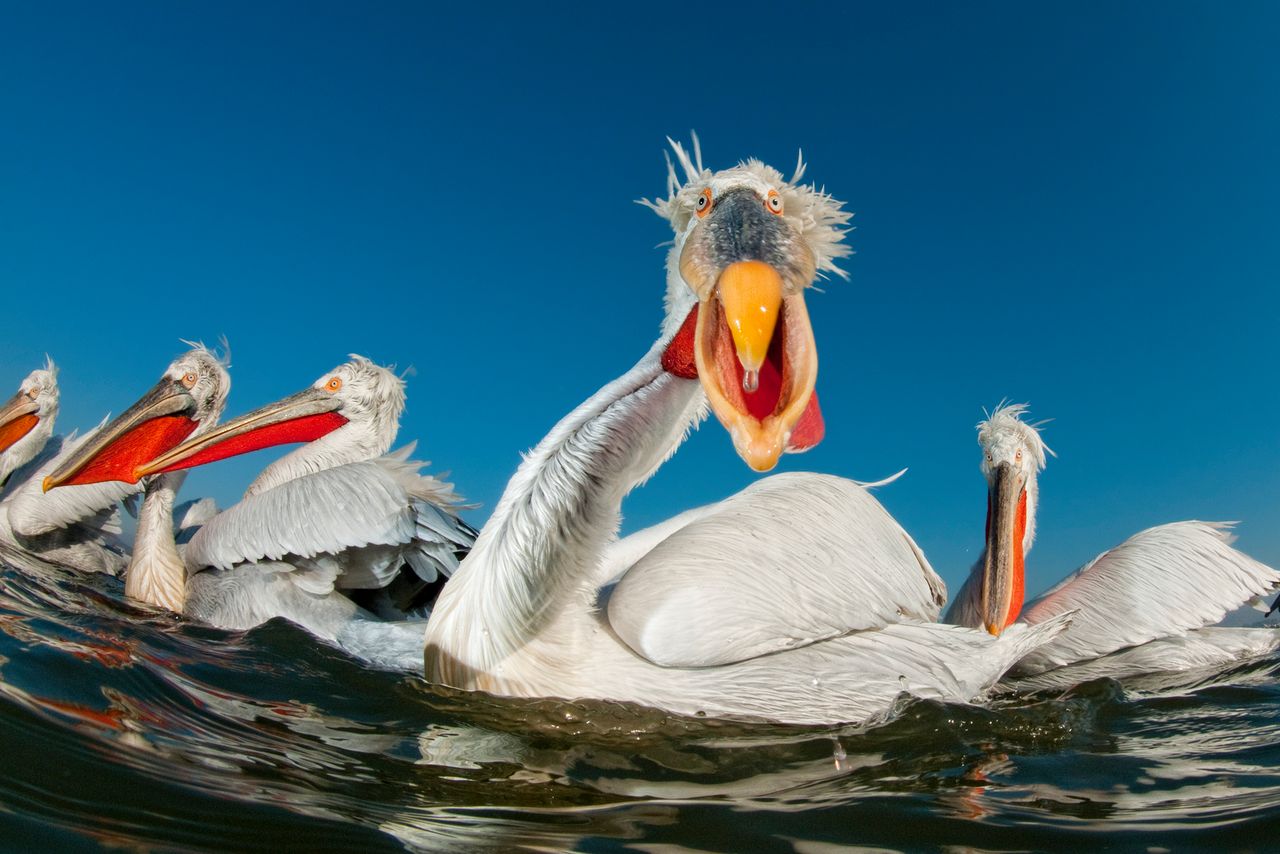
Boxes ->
[606,472,946,667]
[5,430,141,539]
[184,450,475,595]
[1016,521,1280,674]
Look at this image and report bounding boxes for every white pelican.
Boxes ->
[946,403,1280,682]
[0,359,137,574]
[45,352,474,661]
[417,140,1071,725]
[0,359,59,489]
[44,347,231,607]
[127,355,476,622]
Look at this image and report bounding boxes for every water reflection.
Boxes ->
[1,561,1279,851]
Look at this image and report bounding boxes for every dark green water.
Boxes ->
[2,563,1279,853]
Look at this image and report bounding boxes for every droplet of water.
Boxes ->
[832,738,849,772]
[743,369,759,393]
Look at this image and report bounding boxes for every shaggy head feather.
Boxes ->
[977,401,1054,477]
[640,134,853,283]
[245,355,406,497]
[166,343,231,431]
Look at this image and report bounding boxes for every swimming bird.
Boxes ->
[129,355,475,622]
[945,403,1280,681]
[0,359,59,489]
[417,139,1070,725]
[44,352,473,662]
[43,346,233,608]
[0,359,135,575]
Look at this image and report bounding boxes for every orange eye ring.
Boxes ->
[181,372,197,389]
[765,190,783,215]
[1015,449,1023,463]
[26,388,39,400]
[695,187,713,218]
[326,377,343,393]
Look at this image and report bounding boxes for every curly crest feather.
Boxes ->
[977,401,1055,471]
[639,134,853,281]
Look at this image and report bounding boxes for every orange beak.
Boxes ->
[0,391,40,455]
[693,261,819,472]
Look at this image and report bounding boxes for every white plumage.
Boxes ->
[1008,627,1280,692]
[1017,522,1278,673]
[183,446,469,593]
[422,142,1071,724]
[0,361,137,575]
[607,473,945,667]
[43,349,474,668]
[149,356,475,619]
[947,403,1280,678]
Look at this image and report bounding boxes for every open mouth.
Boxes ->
[706,297,791,422]
[692,261,821,472]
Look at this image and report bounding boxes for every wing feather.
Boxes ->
[185,455,476,595]
[606,472,946,668]
[5,431,142,538]
[1016,521,1280,674]
[1007,626,1280,692]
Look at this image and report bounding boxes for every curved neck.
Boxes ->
[425,334,705,677]
[245,422,389,497]
[125,472,188,612]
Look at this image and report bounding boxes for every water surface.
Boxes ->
[2,563,1279,852]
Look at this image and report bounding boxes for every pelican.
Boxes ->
[414,140,1071,725]
[0,359,136,574]
[127,354,475,622]
[0,359,59,489]
[946,403,1280,682]
[45,352,474,662]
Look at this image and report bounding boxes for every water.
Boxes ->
[3,563,1280,852]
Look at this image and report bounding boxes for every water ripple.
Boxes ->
[2,562,1279,851]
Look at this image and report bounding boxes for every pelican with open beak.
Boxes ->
[662,167,831,472]
[417,139,1076,726]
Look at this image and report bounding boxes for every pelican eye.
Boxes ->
[181,372,198,389]
[766,190,783,215]
[1015,449,1023,463]
[26,388,39,400]
[695,188,713,218]
[326,377,343,393]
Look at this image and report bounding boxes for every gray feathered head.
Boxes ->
[641,135,853,288]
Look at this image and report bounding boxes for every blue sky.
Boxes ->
[2,3,1279,597]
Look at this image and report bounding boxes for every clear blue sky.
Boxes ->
[3,3,1279,598]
